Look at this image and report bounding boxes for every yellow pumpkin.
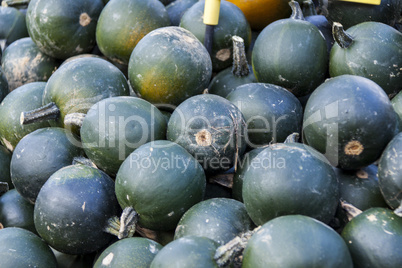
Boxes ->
[226,0,292,30]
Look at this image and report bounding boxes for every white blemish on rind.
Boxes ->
[102,253,114,265]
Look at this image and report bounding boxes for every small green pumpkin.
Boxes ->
[166,0,198,26]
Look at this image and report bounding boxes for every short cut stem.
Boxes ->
[20,102,60,125]
[332,22,354,49]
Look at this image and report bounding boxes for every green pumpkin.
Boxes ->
[303,75,398,170]
[1,37,60,91]
[166,0,198,26]
[128,26,212,107]
[34,164,121,255]
[0,82,52,151]
[0,145,11,189]
[94,237,162,268]
[150,236,219,268]
[96,0,170,65]
[391,90,402,132]
[115,140,206,231]
[174,198,254,245]
[26,0,104,59]
[341,208,402,268]
[0,6,28,48]
[329,21,402,98]
[251,1,328,97]
[180,0,251,72]
[243,215,353,268]
[80,96,167,176]
[0,66,8,102]
[0,227,57,268]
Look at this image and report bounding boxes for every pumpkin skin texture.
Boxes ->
[227,83,303,147]
[0,227,57,268]
[378,132,402,209]
[341,208,402,268]
[128,26,212,107]
[80,96,167,176]
[94,237,162,268]
[319,0,402,30]
[303,75,398,170]
[174,198,254,245]
[0,189,35,233]
[96,0,170,65]
[242,142,339,226]
[167,94,247,174]
[391,90,402,131]
[0,82,52,151]
[0,145,12,189]
[252,14,328,97]
[26,0,104,60]
[115,140,206,231]
[150,236,219,268]
[242,215,353,268]
[11,127,83,204]
[34,164,120,255]
[330,22,402,98]
[0,6,28,48]
[43,57,129,128]
[1,37,60,91]
[180,1,251,72]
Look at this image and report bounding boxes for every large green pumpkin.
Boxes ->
[128,26,212,107]
[96,0,170,65]
[26,0,104,59]
[329,21,402,98]
[0,6,28,48]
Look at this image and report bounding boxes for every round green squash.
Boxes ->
[334,165,388,229]
[303,75,398,170]
[0,144,12,189]
[11,127,83,204]
[180,0,251,72]
[115,140,206,231]
[227,83,303,147]
[0,227,57,267]
[22,57,129,129]
[80,96,167,176]
[150,236,219,268]
[0,66,8,102]
[166,0,198,26]
[94,237,162,268]
[174,198,254,245]
[378,132,402,209]
[167,94,247,174]
[128,26,212,107]
[96,0,170,65]
[0,6,28,48]
[1,37,60,91]
[0,82,52,151]
[34,164,121,255]
[0,189,35,233]
[242,142,339,226]
[251,1,328,97]
[319,0,402,29]
[391,90,402,132]
[329,21,402,98]
[242,215,353,268]
[26,0,104,59]
[341,207,402,268]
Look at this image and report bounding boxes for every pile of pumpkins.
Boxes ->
[0,0,402,267]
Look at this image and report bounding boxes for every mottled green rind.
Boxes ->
[0,6,28,46]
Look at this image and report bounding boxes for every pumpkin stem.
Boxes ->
[104,207,139,239]
[0,182,9,197]
[394,201,402,217]
[332,22,354,49]
[289,0,304,20]
[284,132,300,144]
[302,0,318,16]
[72,156,97,168]
[340,199,362,221]
[20,102,60,125]
[231,36,250,77]
[64,112,86,130]
[214,226,261,267]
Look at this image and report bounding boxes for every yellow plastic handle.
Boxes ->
[203,0,221,25]
[338,0,381,5]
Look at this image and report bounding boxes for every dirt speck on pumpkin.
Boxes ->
[216,49,231,62]
[79,13,91,27]
[344,140,364,156]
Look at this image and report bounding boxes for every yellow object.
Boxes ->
[338,0,381,5]
[203,0,221,25]
[226,0,291,31]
